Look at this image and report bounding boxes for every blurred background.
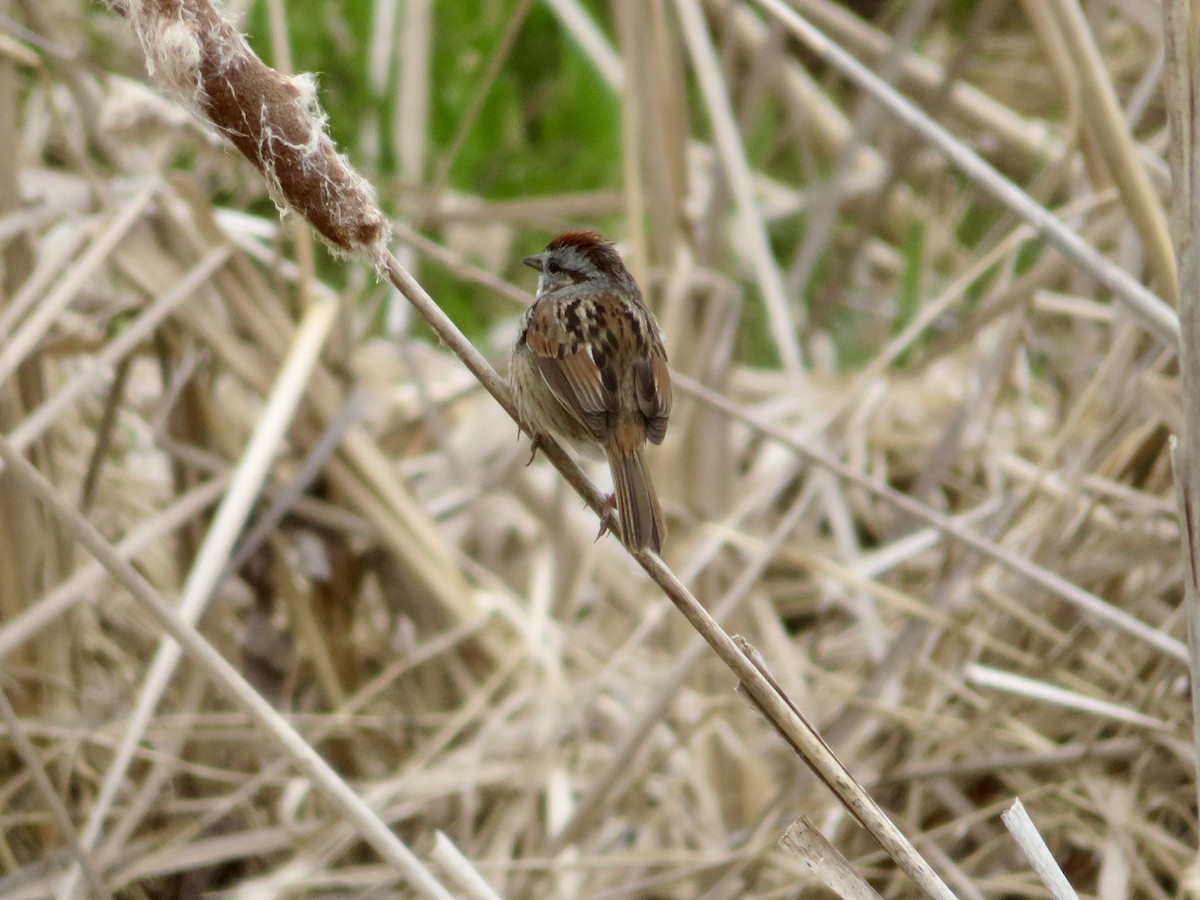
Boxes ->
[0,0,1192,896]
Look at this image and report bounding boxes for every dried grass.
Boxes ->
[0,0,1196,897]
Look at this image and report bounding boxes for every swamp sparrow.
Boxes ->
[510,231,672,552]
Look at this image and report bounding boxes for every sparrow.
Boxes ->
[509,231,672,552]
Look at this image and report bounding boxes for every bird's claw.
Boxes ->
[525,434,543,466]
[594,493,617,543]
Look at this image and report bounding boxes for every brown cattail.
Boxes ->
[108,0,389,257]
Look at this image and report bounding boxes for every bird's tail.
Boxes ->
[606,438,665,553]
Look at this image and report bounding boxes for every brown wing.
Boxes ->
[636,349,671,445]
[522,299,618,439]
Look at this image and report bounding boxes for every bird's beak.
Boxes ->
[522,254,544,271]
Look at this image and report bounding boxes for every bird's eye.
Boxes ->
[546,260,562,275]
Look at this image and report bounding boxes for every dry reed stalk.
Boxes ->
[394,0,432,193]
[779,815,884,899]
[429,831,505,900]
[1162,0,1200,890]
[0,43,51,732]
[1043,0,1177,303]
[0,38,78,875]
[651,272,735,549]
[677,0,805,378]
[614,0,649,280]
[1001,799,1079,899]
